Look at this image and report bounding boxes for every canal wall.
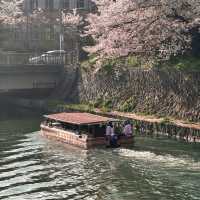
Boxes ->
[79,68,200,122]
[4,65,200,142]
[0,64,63,92]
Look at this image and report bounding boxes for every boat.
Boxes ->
[40,112,134,149]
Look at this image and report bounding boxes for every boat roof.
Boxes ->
[44,112,120,125]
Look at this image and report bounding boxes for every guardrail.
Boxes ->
[0,51,78,65]
[32,81,57,89]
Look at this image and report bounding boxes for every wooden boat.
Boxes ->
[40,112,134,149]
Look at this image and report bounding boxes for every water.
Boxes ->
[0,104,200,200]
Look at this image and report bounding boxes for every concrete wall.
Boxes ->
[0,64,63,92]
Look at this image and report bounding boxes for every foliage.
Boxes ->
[60,104,93,112]
[118,98,137,112]
[160,117,172,125]
[93,98,113,112]
[93,97,104,108]
[158,55,200,71]
[103,99,113,109]
[126,56,141,68]
[81,54,149,71]
[47,99,114,113]
[47,100,95,113]
[100,106,111,113]
[84,0,200,60]
[80,54,99,71]
[101,58,118,73]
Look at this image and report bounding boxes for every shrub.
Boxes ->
[126,55,140,68]
[102,58,116,74]
[157,55,200,71]
[103,99,113,110]
[119,98,136,112]
[94,98,104,108]
[101,57,125,73]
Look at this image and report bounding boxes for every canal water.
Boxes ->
[0,104,200,200]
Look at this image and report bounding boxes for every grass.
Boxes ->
[47,101,95,113]
[81,55,142,72]
[118,97,137,112]
[157,55,200,71]
[81,53,200,72]
[46,99,114,114]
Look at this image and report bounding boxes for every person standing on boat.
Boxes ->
[123,120,133,137]
[106,121,114,146]
[106,122,120,148]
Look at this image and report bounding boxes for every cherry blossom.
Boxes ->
[84,0,200,59]
[0,0,24,24]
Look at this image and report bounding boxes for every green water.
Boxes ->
[0,104,200,200]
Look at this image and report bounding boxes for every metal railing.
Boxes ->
[0,51,78,65]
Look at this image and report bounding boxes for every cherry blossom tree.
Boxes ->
[84,0,200,60]
[0,0,24,24]
[62,9,83,27]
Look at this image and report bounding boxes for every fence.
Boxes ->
[0,51,78,65]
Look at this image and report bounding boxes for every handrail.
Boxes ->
[0,50,78,65]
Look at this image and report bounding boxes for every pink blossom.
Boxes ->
[84,0,200,59]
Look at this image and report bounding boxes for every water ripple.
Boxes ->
[0,128,200,200]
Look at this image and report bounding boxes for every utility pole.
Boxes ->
[59,10,64,51]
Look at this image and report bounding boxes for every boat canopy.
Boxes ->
[44,112,120,125]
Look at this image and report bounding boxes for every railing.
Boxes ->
[32,81,57,89]
[0,51,78,65]
[0,52,31,65]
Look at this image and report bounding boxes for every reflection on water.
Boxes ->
[0,103,200,200]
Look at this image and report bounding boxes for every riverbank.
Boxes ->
[79,67,200,122]
[4,97,200,143]
[46,102,200,143]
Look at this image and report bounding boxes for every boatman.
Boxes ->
[106,121,114,146]
[106,122,120,148]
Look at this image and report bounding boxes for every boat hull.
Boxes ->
[41,125,134,149]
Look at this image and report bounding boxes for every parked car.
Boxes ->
[29,50,66,64]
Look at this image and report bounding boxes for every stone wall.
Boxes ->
[79,68,200,122]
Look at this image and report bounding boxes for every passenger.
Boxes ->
[123,120,133,137]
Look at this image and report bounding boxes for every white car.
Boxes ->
[29,50,66,64]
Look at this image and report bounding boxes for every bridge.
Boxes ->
[0,64,64,98]
[0,51,78,98]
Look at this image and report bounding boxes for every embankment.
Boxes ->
[79,67,200,122]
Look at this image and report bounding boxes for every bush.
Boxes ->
[103,99,113,110]
[80,54,98,71]
[94,98,104,108]
[63,104,95,112]
[88,54,98,65]
[102,58,117,74]
[100,106,111,113]
[126,55,140,68]
[119,98,136,112]
[94,98,113,111]
[157,55,200,71]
